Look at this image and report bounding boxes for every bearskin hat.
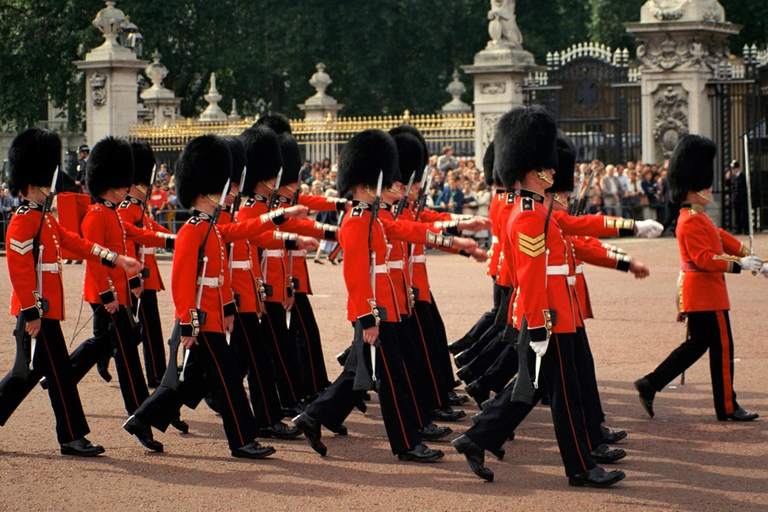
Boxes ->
[390,131,426,186]
[482,142,496,186]
[389,125,428,183]
[668,134,716,203]
[548,135,576,194]
[86,136,134,198]
[241,125,283,194]
[493,106,558,188]
[130,141,156,186]
[279,134,303,185]
[222,136,246,184]
[7,128,61,196]
[254,113,292,135]
[337,129,398,195]
[175,135,231,209]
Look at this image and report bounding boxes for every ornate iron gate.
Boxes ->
[523,42,642,165]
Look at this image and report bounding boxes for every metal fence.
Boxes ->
[129,111,475,168]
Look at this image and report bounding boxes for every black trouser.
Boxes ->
[133,290,166,384]
[427,295,457,390]
[306,322,422,455]
[474,340,519,393]
[574,327,606,427]
[410,301,452,408]
[231,312,284,428]
[397,318,436,426]
[644,310,739,419]
[464,329,507,377]
[290,293,330,396]
[137,331,258,450]
[0,319,90,444]
[261,301,306,408]
[466,333,596,477]
[69,304,149,415]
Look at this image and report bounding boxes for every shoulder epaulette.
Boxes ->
[15,205,30,215]
[520,197,535,211]
[187,216,203,226]
[244,198,256,208]
[507,194,516,204]
[119,200,131,209]
[350,207,365,218]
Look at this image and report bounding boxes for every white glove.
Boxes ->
[740,256,763,273]
[635,219,663,238]
[530,340,549,358]
[759,263,768,278]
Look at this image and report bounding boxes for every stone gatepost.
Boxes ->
[462,1,539,165]
[140,50,181,126]
[298,63,344,121]
[626,1,738,162]
[74,1,147,145]
[199,73,227,122]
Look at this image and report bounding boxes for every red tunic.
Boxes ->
[117,196,172,291]
[7,200,111,321]
[54,192,91,260]
[676,204,747,313]
[81,199,171,307]
[486,189,506,277]
[570,235,632,320]
[174,208,287,336]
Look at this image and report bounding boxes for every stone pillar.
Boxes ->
[462,0,540,164]
[441,70,472,114]
[298,63,344,121]
[626,1,738,163]
[199,73,227,122]
[74,1,147,145]
[139,50,182,126]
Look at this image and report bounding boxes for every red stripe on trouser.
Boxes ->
[555,337,587,471]
[573,361,593,451]
[140,305,158,380]
[41,329,75,440]
[201,333,245,447]
[413,311,443,407]
[401,359,423,428]
[716,311,735,415]
[112,313,141,410]
[295,302,317,392]
[379,344,411,451]
[237,315,272,426]
[263,312,297,402]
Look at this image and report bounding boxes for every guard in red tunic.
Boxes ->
[635,134,763,421]
[66,138,173,436]
[0,128,140,456]
[293,130,477,462]
[124,135,308,457]
[453,107,626,487]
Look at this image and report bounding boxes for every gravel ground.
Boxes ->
[0,234,766,511]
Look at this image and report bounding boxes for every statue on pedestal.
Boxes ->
[487,0,523,49]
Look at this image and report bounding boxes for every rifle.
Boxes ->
[510,193,555,404]
[406,167,434,305]
[393,171,416,221]
[574,168,595,217]
[133,164,157,321]
[11,167,58,379]
[160,178,231,390]
[267,167,284,210]
[352,171,384,391]
[568,170,586,215]
[743,135,756,257]
[227,166,248,324]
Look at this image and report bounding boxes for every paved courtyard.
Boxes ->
[0,234,766,511]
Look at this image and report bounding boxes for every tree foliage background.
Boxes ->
[1,0,766,130]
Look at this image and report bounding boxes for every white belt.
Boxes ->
[411,255,426,264]
[492,236,499,244]
[575,264,584,275]
[388,260,405,270]
[567,276,576,286]
[197,276,222,287]
[263,250,283,258]
[546,264,569,275]
[37,263,60,273]
[231,260,251,270]
[140,247,155,255]
[374,264,389,274]
[289,250,307,258]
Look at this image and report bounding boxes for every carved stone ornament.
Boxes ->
[636,33,727,72]
[487,0,523,49]
[483,113,503,148]
[309,63,332,99]
[90,72,107,107]
[481,82,506,95]
[645,0,724,23]
[92,1,128,37]
[653,85,689,157]
[650,0,685,20]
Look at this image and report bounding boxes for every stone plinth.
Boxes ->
[462,46,539,165]
[74,1,146,145]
